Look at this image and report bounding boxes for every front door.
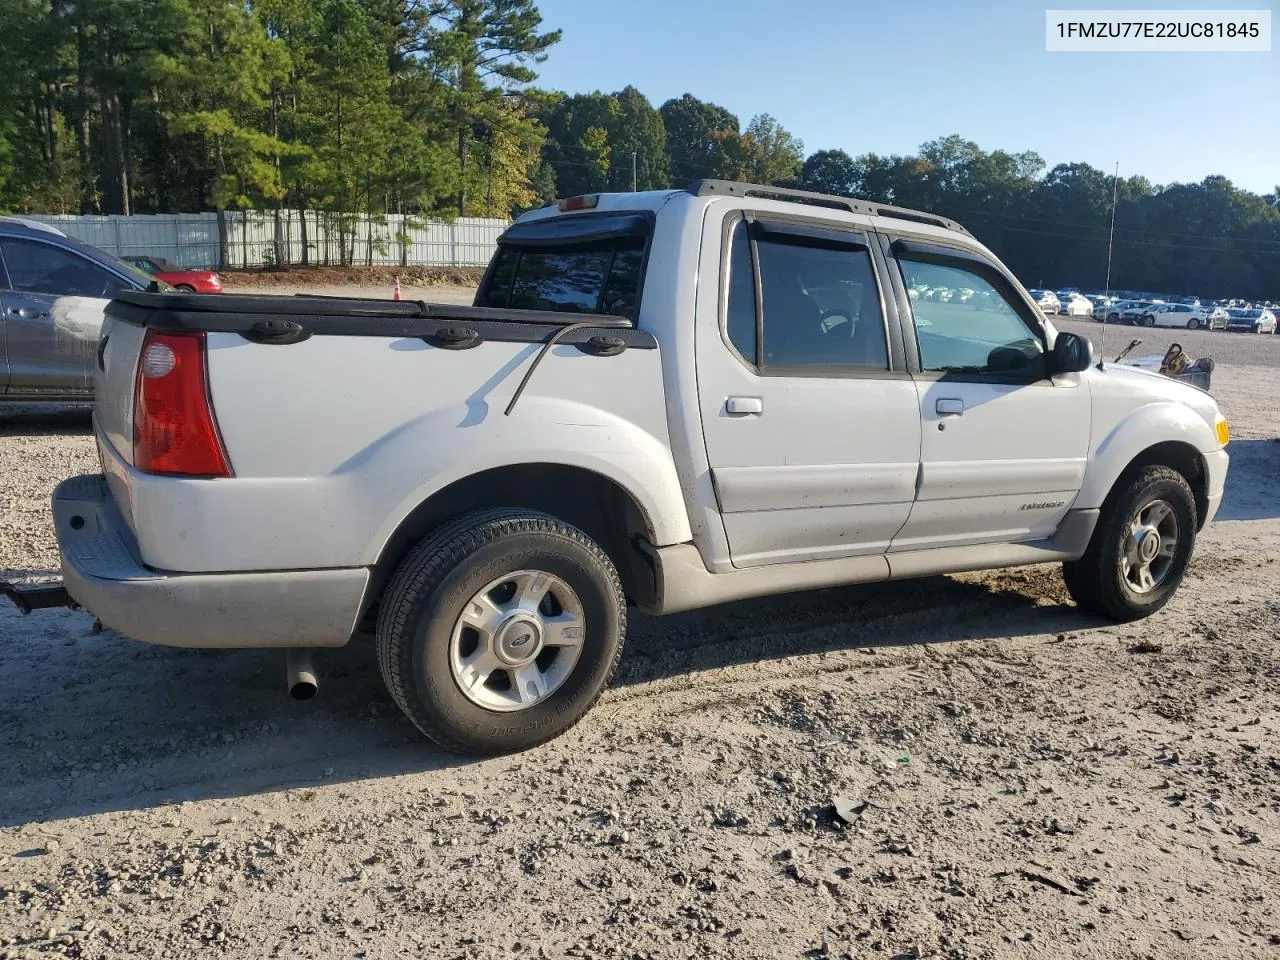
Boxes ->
[886,239,1091,551]
[696,213,922,568]
[0,237,121,396]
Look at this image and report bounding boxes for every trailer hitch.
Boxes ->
[0,580,75,615]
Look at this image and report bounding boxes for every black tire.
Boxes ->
[376,508,626,755]
[1186,318,1200,330]
[1062,465,1197,622]
[175,284,196,292]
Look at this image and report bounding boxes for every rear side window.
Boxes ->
[723,218,890,371]
[477,213,650,321]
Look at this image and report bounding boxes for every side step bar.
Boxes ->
[0,580,75,615]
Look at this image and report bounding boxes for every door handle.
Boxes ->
[935,398,964,416]
[8,306,50,320]
[725,396,763,415]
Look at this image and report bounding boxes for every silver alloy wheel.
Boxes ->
[448,569,585,712]
[1121,498,1179,594]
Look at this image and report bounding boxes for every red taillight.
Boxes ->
[133,330,232,477]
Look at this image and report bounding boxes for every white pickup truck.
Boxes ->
[49,180,1230,755]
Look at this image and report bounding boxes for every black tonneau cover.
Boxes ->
[105,291,655,350]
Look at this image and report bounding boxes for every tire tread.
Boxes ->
[1062,465,1196,622]
[376,509,625,754]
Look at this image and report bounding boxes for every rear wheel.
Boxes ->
[1062,465,1196,622]
[1186,318,1201,330]
[175,284,196,292]
[376,509,626,755]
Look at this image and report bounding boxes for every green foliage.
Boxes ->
[0,3,1274,295]
[798,135,1279,298]
[659,93,740,182]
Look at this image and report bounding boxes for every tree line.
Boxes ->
[1,0,1277,296]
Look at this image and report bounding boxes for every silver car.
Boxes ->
[0,217,154,402]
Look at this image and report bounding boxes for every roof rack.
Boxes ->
[0,216,67,237]
[686,179,971,237]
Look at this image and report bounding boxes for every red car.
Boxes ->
[126,256,223,293]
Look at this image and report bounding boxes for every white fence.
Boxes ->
[24,210,508,270]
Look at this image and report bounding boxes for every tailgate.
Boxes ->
[94,312,145,466]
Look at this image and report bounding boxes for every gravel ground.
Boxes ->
[2,286,1279,960]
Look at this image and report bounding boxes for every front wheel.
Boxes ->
[1062,465,1196,622]
[1186,318,1201,330]
[376,509,626,755]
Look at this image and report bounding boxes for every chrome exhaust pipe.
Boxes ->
[286,649,318,700]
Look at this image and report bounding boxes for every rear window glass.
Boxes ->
[476,216,649,320]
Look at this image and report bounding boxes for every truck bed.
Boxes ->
[91,291,685,577]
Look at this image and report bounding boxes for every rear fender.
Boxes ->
[358,394,691,565]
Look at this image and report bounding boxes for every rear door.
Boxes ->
[885,237,1091,550]
[697,211,922,568]
[0,237,126,396]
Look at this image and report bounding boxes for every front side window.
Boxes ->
[899,258,1045,377]
[0,239,125,298]
[723,220,889,371]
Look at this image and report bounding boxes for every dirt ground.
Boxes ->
[1,294,1278,959]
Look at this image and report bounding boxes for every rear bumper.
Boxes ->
[53,475,369,648]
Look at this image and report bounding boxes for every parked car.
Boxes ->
[1204,307,1229,330]
[1062,294,1094,318]
[1086,295,1114,319]
[1137,303,1214,329]
[125,256,223,294]
[1117,301,1156,324]
[0,217,158,402]
[1224,308,1278,334]
[1100,299,1138,323]
[1028,289,1061,314]
[51,180,1230,755]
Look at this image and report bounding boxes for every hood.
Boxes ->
[1088,361,1221,432]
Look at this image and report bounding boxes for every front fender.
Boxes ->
[1075,400,1217,510]
[357,394,692,565]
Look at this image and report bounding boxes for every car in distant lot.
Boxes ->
[1100,299,1139,323]
[1117,301,1157,324]
[1224,308,1278,334]
[1028,289,1061,314]
[0,216,158,402]
[1204,306,1228,330]
[1138,303,1215,329]
[1086,295,1114,319]
[1062,293,1094,318]
[125,256,223,293]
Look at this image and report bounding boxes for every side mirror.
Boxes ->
[1051,331,1092,373]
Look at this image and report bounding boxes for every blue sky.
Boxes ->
[529,0,1279,194]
